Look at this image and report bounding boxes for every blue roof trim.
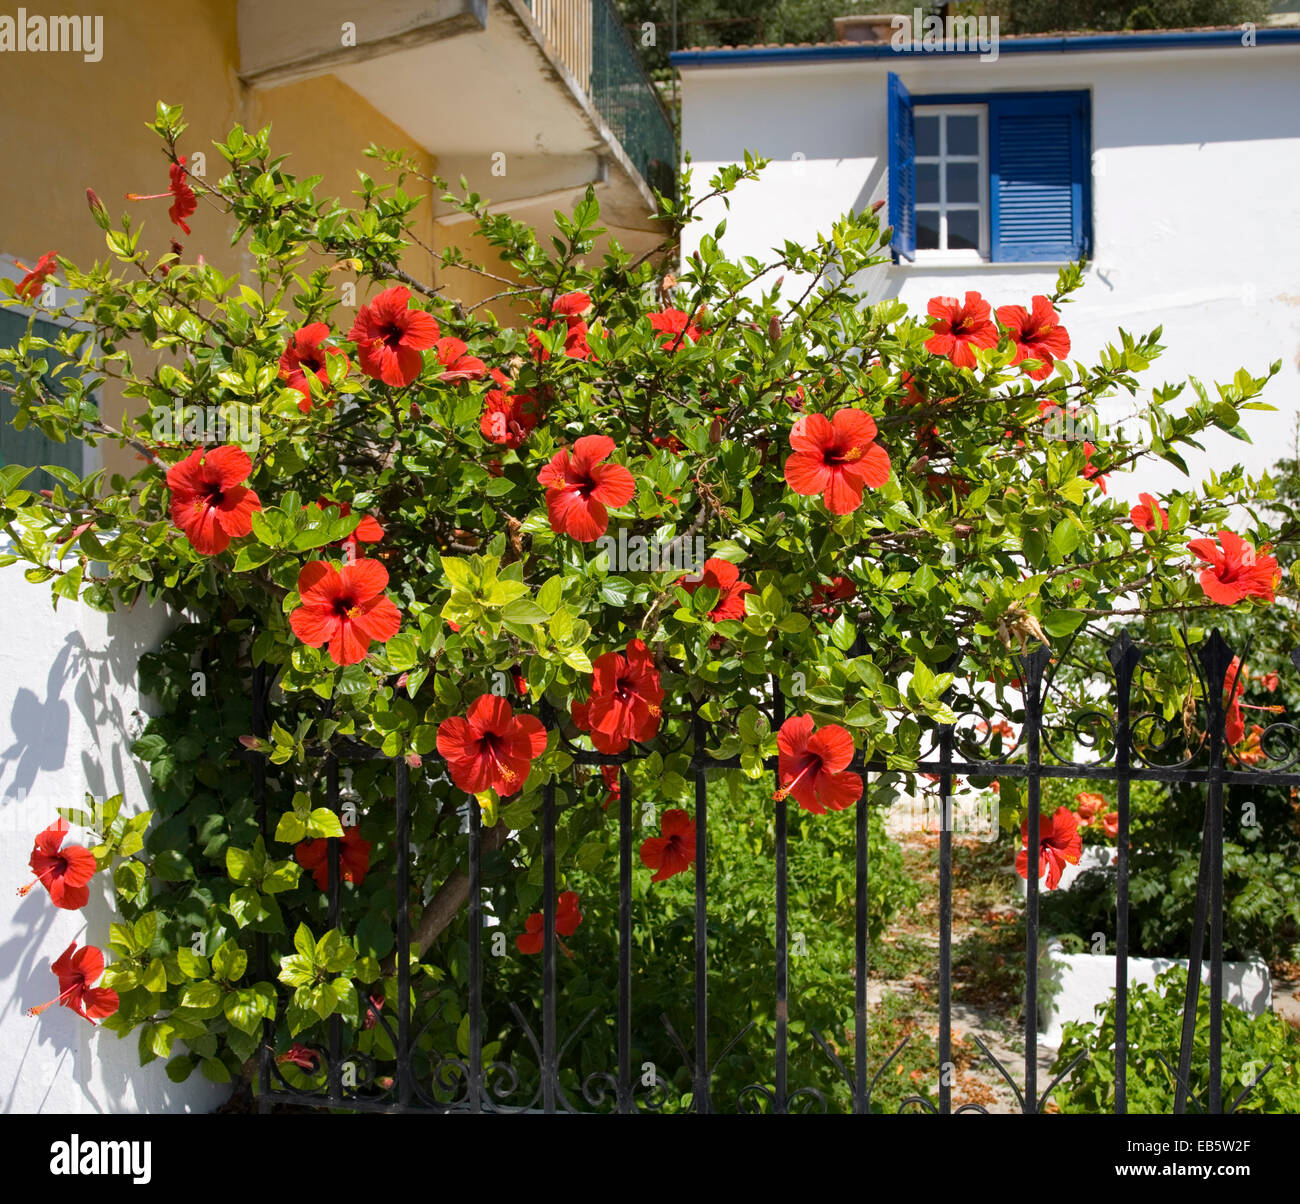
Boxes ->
[670,27,1300,67]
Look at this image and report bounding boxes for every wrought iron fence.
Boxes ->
[250,628,1300,1113]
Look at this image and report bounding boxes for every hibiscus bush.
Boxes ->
[2,102,1295,1100]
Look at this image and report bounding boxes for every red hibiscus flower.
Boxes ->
[924,292,998,369]
[18,818,96,910]
[517,891,583,955]
[1235,724,1267,766]
[436,695,548,797]
[434,336,488,382]
[774,715,862,815]
[1260,672,1280,693]
[166,445,261,555]
[348,286,440,386]
[995,295,1071,380]
[295,825,372,891]
[1223,657,1248,746]
[1074,792,1107,825]
[680,558,754,622]
[279,323,349,413]
[314,499,383,561]
[527,293,593,362]
[570,638,663,754]
[640,808,696,882]
[784,408,891,515]
[27,942,118,1023]
[897,371,926,407]
[481,383,541,449]
[1101,812,1119,840]
[647,307,703,350]
[1188,529,1280,606]
[14,251,58,301]
[289,559,402,666]
[1130,493,1168,533]
[537,434,635,542]
[600,764,620,811]
[651,432,686,455]
[810,576,857,620]
[1015,807,1082,890]
[277,1044,320,1071]
[1081,441,1108,494]
[126,156,197,235]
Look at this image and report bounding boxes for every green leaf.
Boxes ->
[536,575,563,613]
[141,957,167,994]
[500,598,550,625]
[274,811,308,843]
[179,980,222,1010]
[176,948,209,978]
[384,632,417,672]
[211,939,248,983]
[1043,610,1085,637]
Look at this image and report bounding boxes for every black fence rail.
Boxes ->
[250,629,1300,1113]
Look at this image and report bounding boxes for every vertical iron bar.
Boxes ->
[1174,794,1214,1115]
[542,770,557,1114]
[1108,634,1141,1115]
[252,662,272,1113]
[1022,648,1049,1114]
[1205,638,1231,1114]
[468,798,482,1114]
[618,766,633,1114]
[938,718,954,1116]
[1209,767,1224,1114]
[773,677,788,1114]
[1178,632,1233,1115]
[326,755,342,1104]
[855,770,868,1114]
[692,710,710,1114]
[395,756,412,1110]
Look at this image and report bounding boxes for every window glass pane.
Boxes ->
[916,209,940,250]
[916,162,939,205]
[947,161,979,204]
[946,115,979,156]
[947,209,980,251]
[915,114,939,158]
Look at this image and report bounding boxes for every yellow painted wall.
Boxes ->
[0,0,438,480]
[0,0,662,481]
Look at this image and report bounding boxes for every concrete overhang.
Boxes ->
[238,0,660,233]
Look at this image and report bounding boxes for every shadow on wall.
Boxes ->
[0,637,77,807]
[76,604,172,811]
[0,600,223,1111]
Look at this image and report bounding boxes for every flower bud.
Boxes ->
[768,314,782,345]
[404,752,423,769]
[871,198,887,214]
[238,735,270,753]
[86,188,111,230]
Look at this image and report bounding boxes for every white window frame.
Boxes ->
[912,104,989,263]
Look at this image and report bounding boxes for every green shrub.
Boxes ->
[1050,967,1300,1114]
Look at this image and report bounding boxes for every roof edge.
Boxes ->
[670,26,1300,68]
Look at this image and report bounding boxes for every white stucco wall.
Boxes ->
[678,42,1300,501]
[0,577,224,1113]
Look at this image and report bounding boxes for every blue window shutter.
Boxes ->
[989,93,1090,263]
[0,308,87,492]
[887,73,915,262]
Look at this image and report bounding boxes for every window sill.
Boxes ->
[893,257,1065,270]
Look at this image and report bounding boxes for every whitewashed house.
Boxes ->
[672,24,1300,497]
